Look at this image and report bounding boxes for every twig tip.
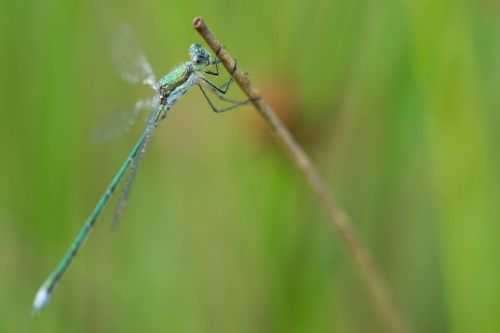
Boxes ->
[192,16,203,29]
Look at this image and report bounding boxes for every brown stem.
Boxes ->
[193,16,410,333]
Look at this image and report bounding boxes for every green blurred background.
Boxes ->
[1,0,499,332]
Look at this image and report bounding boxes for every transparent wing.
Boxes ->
[110,149,144,230]
[110,26,157,88]
[110,98,164,229]
[92,99,152,143]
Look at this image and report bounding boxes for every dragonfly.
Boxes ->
[32,27,251,313]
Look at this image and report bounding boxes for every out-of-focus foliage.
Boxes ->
[0,0,499,332]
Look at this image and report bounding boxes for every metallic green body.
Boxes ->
[33,40,216,313]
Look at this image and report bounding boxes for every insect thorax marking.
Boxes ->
[158,64,195,107]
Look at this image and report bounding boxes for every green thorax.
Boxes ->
[158,62,194,95]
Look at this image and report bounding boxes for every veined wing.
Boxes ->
[92,98,152,143]
[110,143,145,229]
[111,26,157,89]
[110,96,165,229]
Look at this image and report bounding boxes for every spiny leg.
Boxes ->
[197,84,252,113]
[203,46,224,76]
[200,58,238,94]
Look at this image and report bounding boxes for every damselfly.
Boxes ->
[32,27,251,313]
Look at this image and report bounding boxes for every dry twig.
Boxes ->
[193,16,410,333]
